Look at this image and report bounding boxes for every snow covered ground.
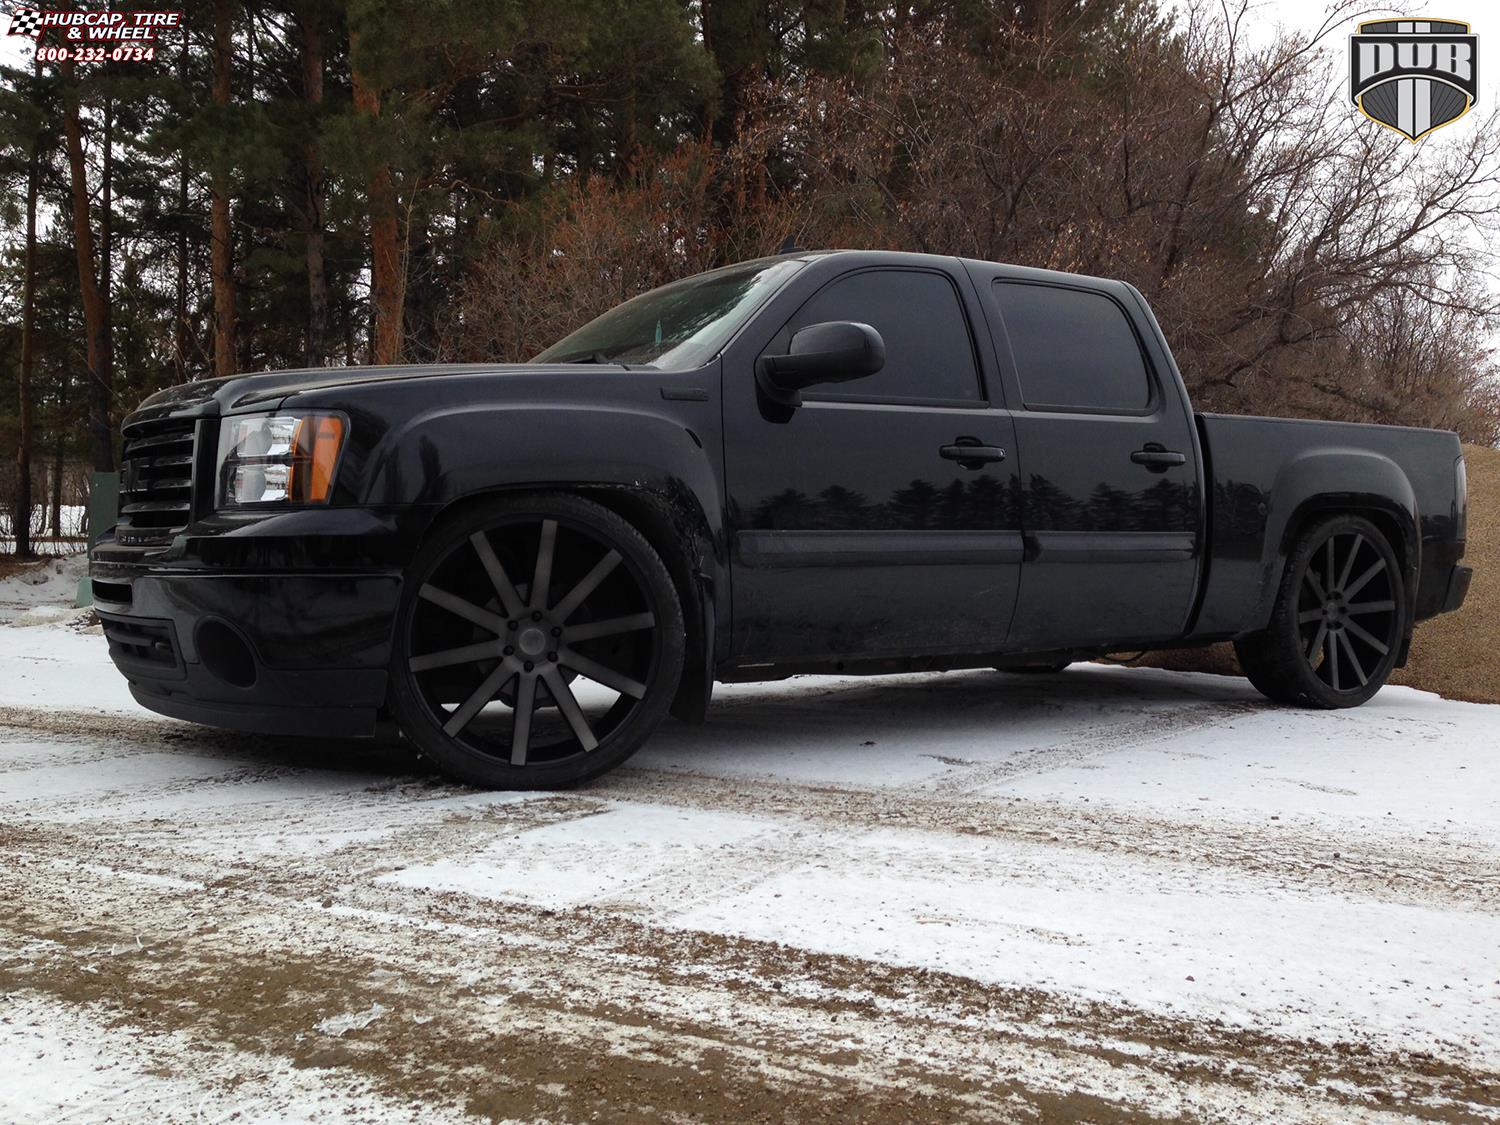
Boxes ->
[0,552,87,625]
[1,555,1497,1121]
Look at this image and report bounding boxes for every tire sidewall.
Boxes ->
[389,492,686,789]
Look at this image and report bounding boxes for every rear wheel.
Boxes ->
[389,493,685,788]
[1234,514,1404,708]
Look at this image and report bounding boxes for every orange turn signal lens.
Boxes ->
[286,413,347,503]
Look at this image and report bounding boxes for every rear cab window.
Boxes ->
[992,282,1153,413]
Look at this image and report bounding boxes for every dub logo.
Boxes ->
[1350,19,1478,141]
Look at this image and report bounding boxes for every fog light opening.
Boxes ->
[196,620,258,688]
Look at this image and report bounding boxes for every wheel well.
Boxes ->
[1358,508,1409,579]
[575,486,705,614]
[1284,503,1410,581]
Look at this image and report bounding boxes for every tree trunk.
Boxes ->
[101,84,115,403]
[211,0,238,377]
[60,60,114,472]
[352,83,403,364]
[50,366,68,535]
[50,435,63,538]
[175,38,191,382]
[701,0,768,149]
[14,58,41,557]
[351,25,404,364]
[301,1,328,366]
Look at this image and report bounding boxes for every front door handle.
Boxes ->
[1131,444,1186,471]
[940,439,1006,470]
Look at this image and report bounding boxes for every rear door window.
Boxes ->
[993,282,1152,412]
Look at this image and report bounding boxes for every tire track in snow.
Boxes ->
[2,845,1492,1124]
[917,698,1260,791]
[3,691,1498,1121]
[2,705,1495,911]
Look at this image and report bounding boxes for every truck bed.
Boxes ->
[1191,412,1466,639]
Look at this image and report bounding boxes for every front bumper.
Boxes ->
[90,509,423,738]
[96,571,399,737]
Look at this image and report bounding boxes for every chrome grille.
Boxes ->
[117,417,198,547]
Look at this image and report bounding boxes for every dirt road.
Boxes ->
[2,657,1497,1122]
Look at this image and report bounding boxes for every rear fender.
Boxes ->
[1253,449,1418,631]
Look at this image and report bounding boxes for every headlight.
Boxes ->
[215,412,347,508]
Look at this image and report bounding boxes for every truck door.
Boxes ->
[723,265,1023,664]
[988,279,1201,648]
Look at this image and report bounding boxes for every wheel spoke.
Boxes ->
[1306,621,1328,664]
[1337,534,1363,590]
[1297,608,1324,624]
[442,658,519,737]
[1324,537,1337,592]
[550,550,622,623]
[1344,559,1386,600]
[559,648,647,699]
[541,665,598,751]
[1326,631,1341,691]
[419,584,510,634]
[510,674,537,766]
[1347,599,1395,616]
[530,519,557,610]
[410,638,509,672]
[470,532,525,618]
[565,612,655,643]
[1337,630,1369,687]
[1303,567,1327,602]
[1343,617,1390,655]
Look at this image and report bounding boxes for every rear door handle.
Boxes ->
[1131,444,1186,470]
[940,440,1006,469]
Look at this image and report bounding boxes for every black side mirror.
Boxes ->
[759,321,885,405]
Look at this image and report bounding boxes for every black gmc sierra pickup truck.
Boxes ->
[92,250,1471,788]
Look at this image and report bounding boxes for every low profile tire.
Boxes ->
[1234,514,1405,708]
[389,493,685,789]
[997,662,1071,674]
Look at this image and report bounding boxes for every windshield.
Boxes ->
[533,258,805,369]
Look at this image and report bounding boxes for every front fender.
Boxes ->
[361,402,714,507]
[359,399,729,703]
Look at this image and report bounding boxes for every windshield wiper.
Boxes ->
[545,351,638,370]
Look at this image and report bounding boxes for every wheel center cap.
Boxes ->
[518,627,548,656]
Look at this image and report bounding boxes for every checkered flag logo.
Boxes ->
[7,8,43,37]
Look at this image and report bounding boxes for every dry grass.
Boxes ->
[1138,443,1500,704]
[1391,443,1500,702]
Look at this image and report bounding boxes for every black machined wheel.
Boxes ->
[390,493,685,789]
[1235,514,1406,709]
[1295,528,1400,695]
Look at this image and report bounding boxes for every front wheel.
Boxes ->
[389,493,685,789]
[1234,514,1405,708]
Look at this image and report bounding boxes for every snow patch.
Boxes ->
[314,1003,389,1037]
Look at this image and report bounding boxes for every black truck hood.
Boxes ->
[125,363,599,426]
